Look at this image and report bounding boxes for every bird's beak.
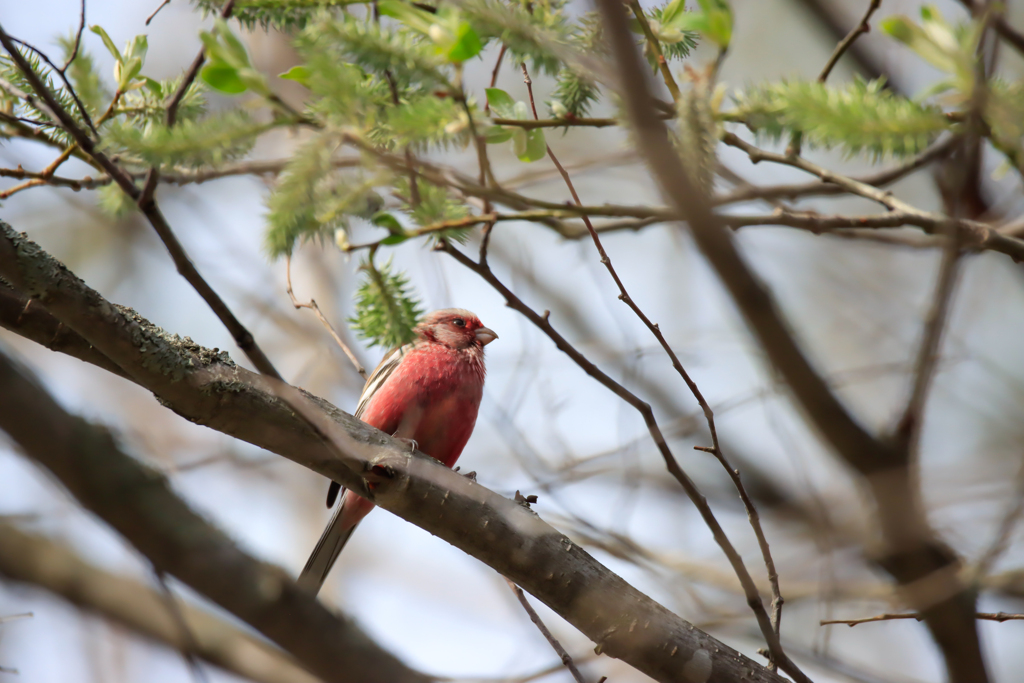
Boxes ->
[475,327,498,346]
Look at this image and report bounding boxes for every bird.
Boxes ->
[297,308,497,594]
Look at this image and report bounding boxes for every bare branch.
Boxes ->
[506,579,588,683]
[285,255,366,379]
[0,523,321,683]
[817,0,883,83]
[822,612,1024,627]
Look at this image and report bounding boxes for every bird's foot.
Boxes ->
[454,466,477,482]
[394,437,418,453]
[514,490,538,508]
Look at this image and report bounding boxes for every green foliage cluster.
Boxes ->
[349,258,424,350]
[102,110,267,168]
[733,78,949,159]
[0,49,90,146]
[18,0,1024,351]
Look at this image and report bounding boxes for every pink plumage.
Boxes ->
[297,308,497,593]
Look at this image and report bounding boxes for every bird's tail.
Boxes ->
[297,492,374,594]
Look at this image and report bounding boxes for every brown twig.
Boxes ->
[285,254,366,379]
[146,0,173,25]
[822,612,1024,627]
[60,0,87,73]
[817,0,883,83]
[521,59,790,663]
[627,0,681,102]
[715,135,959,206]
[0,16,282,380]
[505,579,588,683]
[154,569,212,683]
[483,43,508,114]
[7,35,98,135]
[974,457,1024,580]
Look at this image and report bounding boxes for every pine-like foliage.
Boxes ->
[383,94,472,151]
[116,76,206,124]
[0,49,90,146]
[264,134,384,257]
[646,4,699,62]
[460,0,574,76]
[394,176,470,242]
[548,14,601,118]
[733,78,950,158]
[190,0,358,31]
[102,110,266,168]
[349,258,424,350]
[315,15,449,89]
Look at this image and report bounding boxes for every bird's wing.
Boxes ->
[326,343,413,508]
[354,343,412,418]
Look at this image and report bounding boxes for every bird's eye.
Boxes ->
[453,318,466,327]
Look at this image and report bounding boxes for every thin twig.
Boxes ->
[60,0,87,74]
[505,579,588,683]
[483,43,508,114]
[0,612,32,624]
[146,0,173,25]
[958,0,1024,58]
[817,0,883,83]
[974,456,1024,580]
[822,612,1024,627]
[892,228,962,453]
[154,569,211,683]
[627,0,681,102]
[521,60,789,663]
[285,255,366,379]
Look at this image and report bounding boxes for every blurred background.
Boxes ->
[3,1,1024,682]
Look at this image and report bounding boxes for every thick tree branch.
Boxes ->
[0,347,429,683]
[591,5,989,682]
[0,222,788,683]
[0,523,321,683]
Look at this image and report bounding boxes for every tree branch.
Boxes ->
[0,523,322,683]
[590,5,990,681]
[0,221,789,683]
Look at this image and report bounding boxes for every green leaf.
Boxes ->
[447,22,482,62]
[371,211,404,233]
[279,65,311,86]
[486,88,516,118]
[880,15,958,74]
[201,64,247,94]
[662,0,687,24]
[380,233,411,245]
[517,128,546,162]
[485,125,514,143]
[89,25,122,63]
[378,0,436,35]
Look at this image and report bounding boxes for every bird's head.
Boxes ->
[416,308,498,350]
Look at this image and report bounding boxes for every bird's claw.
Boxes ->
[454,466,477,482]
[514,490,538,508]
[394,437,418,453]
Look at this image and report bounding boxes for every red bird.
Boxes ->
[297,308,497,593]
